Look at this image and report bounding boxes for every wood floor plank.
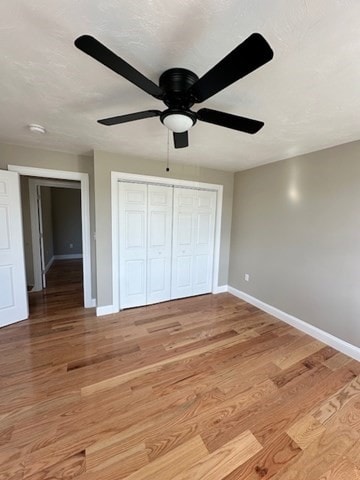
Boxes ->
[346,439,360,467]
[270,414,360,480]
[0,260,359,479]
[172,430,262,480]
[143,379,277,462]
[79,448,148,480]
[124,435,208,480]
[273,340,326,370]
[222,432,301,480]
[203,363,356,453]
[286,414,326,450]
[85,444,148,477]
[317,458,360,479]
[323,352,353,371]
[80,333,266,397]
[312,375,360,425]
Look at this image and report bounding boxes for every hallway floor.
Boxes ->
[28,259,84,316]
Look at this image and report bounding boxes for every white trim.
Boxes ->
[8,165,86,181]
[113,171,222,191]
[96,304,117,316]
[110,171,223,314]
[28,180,42,291]
[227,286,360,362]
[45,256,54,273]
[111,172,119,314]
[90,298,97,308]
[8,165,93,308]
[54,254,83,260]
[30,179,81,190]
[213,187,223,299]
[213,285,228,294]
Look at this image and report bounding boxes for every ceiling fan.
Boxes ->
[74,33,273,148]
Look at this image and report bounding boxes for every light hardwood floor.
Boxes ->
[0,260,359,479]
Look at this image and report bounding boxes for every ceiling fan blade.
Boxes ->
[197,108,264,134]
[75,35,163,99]
[98,110,161,126]
[173,131,189,148]
[189,33,273,103]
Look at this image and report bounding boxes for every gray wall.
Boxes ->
[0,143,96,297]
[51,187,82,255]
[94,150,234,307]
[229,140,360,347]
[40,186,54,266]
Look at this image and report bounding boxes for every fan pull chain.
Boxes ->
[166,130,170,172]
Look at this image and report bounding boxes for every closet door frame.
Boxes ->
[111,171,223,313]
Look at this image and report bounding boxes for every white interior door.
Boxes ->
[171,188,216,299]
[147,184,173,305]
[0,170,28,327]
[119,182,147,309]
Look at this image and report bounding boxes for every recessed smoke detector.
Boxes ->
[28,123,46,134]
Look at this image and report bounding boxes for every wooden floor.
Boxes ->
[28,259,84,314]
[1,262,360,479]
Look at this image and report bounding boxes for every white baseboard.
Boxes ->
[45,256,54,273]
[54,254,83,260]
[90,298,97,308]
[227,286,360,362]
[213,285,228,294]
[96,305,118,316]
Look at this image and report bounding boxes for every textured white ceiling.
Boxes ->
[1,0,360,171]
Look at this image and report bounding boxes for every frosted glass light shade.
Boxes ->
[162,113,194,133]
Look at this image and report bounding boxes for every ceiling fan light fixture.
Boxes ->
[161,112,195,133]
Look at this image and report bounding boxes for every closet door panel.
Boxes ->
[192,190,216,295]
[175,255,192,287]
[194,254,209,285]
[125,211,146,249]
[125,260,146,295]
[172,188,216,299]
[147,185,172,304]
[119,182,147,309]
[171,189,195,299]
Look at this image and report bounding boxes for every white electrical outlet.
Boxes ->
[70,243,73,249]
[244,273,250,282]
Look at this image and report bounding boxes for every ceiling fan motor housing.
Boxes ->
[159,68,199,109]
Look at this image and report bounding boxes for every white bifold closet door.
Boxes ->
[171,188,216,299]
[119,182,172,309]
[147,184,173,305]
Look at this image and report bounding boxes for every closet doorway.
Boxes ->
[113,173,223,312]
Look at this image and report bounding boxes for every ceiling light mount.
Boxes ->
[160,109,197,133]
[28,123,46,134]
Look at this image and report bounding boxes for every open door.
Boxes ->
[0,170,28,327]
